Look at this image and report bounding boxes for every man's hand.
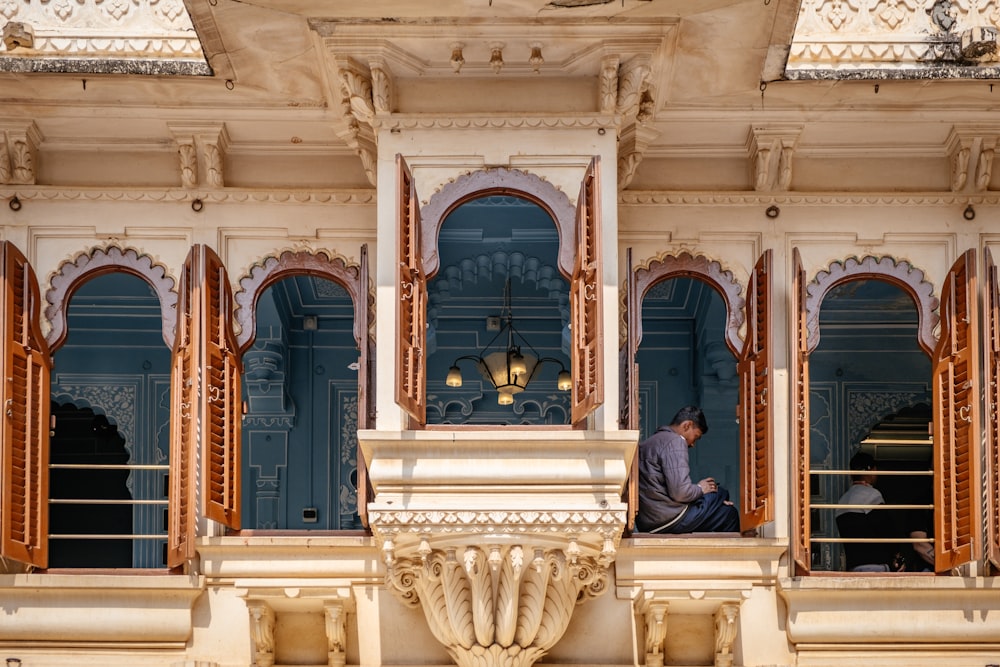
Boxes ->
[698,477,718,494]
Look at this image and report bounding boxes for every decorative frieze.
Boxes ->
[384,544,610,667]
[0,0,208,72]
[0,185,376,204]
[788,0,1000,76]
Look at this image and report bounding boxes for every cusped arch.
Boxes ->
[420,168,577,279]
[45,245,178,352]
[234,249,369,354]
[634,252,746,356]
[805,255,938,356]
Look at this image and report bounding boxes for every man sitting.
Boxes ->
[835,452,905,572]
[636,406,740,534]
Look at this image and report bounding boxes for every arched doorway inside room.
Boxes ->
[807,278,932,572]
[636,276,740,500]
[240,274,362,530]
[49,272,172,568]
[425,195,571,425]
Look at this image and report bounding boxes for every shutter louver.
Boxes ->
[201,246,241,530]
[739,250,773,531]
[0,241,51,569]
[167,248,198,568]
[933,249,981,572]
[986,247,1000,571]
[571,157,603,425]
[791,248,811,574]
[395,154,427,426]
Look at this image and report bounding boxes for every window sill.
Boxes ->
[0,572,204,646]
[778,575,1000,644]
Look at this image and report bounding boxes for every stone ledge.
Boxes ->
[778,575,1000,644]
[0,573,204,645]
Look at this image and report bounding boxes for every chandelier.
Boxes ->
[445,279,571,405]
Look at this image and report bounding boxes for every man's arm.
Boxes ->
[661,438,703,503]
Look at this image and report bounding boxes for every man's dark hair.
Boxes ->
[849,451,876,480]
[670,405,709,435]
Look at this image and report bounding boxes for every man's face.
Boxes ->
[677,420,704,447]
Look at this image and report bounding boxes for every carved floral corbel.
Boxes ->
[599,55,620,114]
[384,543,610,667]
[747,125,802,192]
[247,601,276,667]
[616,56,651,119]
[714,602,740,667]
[167,122,230,188]
[0,121,42,185]
[643,600,669,667]
[325,600,348,667]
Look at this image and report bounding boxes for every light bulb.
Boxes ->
[557,369,572,391]
[509,350,527,376]
[497,391,514,406]
[446,365,463,387]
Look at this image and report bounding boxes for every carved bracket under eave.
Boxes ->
[636,593,744,667]
[330,55,386,187]
[167,122,231,189]
[746,125,803,193]
[384,543,611,667]
[946,124,1000,192]
[244,589,355,667]
[0,119,42,185]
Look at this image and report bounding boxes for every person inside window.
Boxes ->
[835,451,906,572]
[636,406,740,534]
[906,508,934,572]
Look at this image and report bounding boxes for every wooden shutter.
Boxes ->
[0,242,51,569]
[200,246,241,530]
[986,247,1000,572]
[167,247,198,568]
[933,249,981,572]
[790,248,811,574]
[570,157,603,425]
[738,250,773,531]
[395,154,427,426]
[357,243,373,527]
[622,248,639,532]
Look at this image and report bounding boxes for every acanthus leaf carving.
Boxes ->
[385,545,609,667]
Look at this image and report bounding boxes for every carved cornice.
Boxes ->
[618,191,1000,206]
[787,0,1000,76]
[376,114,618,132]
[384,544,610,667]
[0,0,208,72]
[0,186,376,205]
[372,509,624,562]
